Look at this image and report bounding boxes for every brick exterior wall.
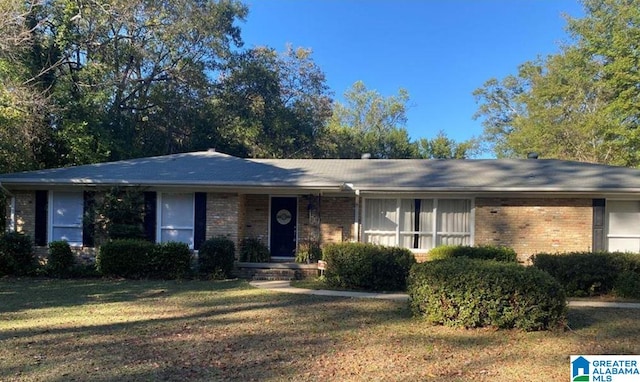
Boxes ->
[239,194,269,243]
[320,196,355,245]
[13,191,35,236]
[298,195,320,245]
[4,190,596,265]
[474,198,593,262]
[205,193,240,248]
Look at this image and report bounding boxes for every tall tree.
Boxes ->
[474,0,640,166]
[417,130,480,159]
[1,0,248,168]
[0,0,56,172]
[321,81,417,158]
[202,45,332,158]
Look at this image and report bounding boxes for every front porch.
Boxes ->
[234,262,319,281]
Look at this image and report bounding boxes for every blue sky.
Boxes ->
[239,1,585,149]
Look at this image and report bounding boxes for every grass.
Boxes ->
[1,278,639,381]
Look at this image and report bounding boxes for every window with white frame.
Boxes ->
[49,191,84,246]
[607,200,640,252]
[364,198,472,250]
[158,193,194,248]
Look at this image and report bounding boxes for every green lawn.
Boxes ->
[1,278,639,381]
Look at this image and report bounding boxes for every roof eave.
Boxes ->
[0,178,343,191]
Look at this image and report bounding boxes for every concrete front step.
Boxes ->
[251,269,297,281]
[235,262,319,280]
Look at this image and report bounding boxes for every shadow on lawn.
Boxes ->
[0,278,245,314]
[3,279,640,381]
[0,278,410,381]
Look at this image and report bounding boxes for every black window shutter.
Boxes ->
[143,192,157,243]
[83,191,95,247]
[592,199,605,252]
[34,190,48,246]
[194,193,207,250]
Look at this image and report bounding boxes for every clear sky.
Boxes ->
[239,0,585,149]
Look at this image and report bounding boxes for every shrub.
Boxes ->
[614,271,640,299]
[46,241,75,278]
[408,258,566,331]
[151,241,192,279]
[532,252,640,297]
[69,263,101,278]
[0,232,36,276]
[428,245,517,262]
[93,187,145,241]
[239,238,270,262]
[198,237,236,278]
[97,239,155,278]
[295,240,322,263]
[322,243,416,291]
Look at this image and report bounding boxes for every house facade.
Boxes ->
[2,150,640,262]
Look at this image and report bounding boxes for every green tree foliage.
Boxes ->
[202,45,333,158]
[474,0,640,166]
[1,0,248,170]
[320,81,417,158]
[93,187,145,242]
[0,0,57,172]
[417,130,480,159]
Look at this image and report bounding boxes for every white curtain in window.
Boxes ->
[607,200,640,252]
[418,199,434,249]
[399,199,416,247]
[160,193,194,247]
[51,192,83,246]
[437,199,471,246]
[364,199,397,246]
[365,199,397,231]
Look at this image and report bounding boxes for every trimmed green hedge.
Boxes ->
[46,241,75,278]
[198,236,236,278]
[408,258,566,331]
[98,240,192,279]
[532,251,640,298]
[322,243,416,291]
[97,239,155,278]
[0,232,35,276]
[428,245,517,262]
[151,242,192,279]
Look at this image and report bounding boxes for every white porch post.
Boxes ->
[354,189,361,242]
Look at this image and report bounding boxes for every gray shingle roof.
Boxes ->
[2,150,640,193]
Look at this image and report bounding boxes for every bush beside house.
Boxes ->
[239,238,270,262]
[198,236,236,278]
[151,242,192,279]
[427,245,517,262]
[533,251,640,298]
[97,240,192,279]
[96,239,156,279]
[0,232,36,276]
[408,258,566,331]
[46,241,75,278]
[322,242,416,291]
